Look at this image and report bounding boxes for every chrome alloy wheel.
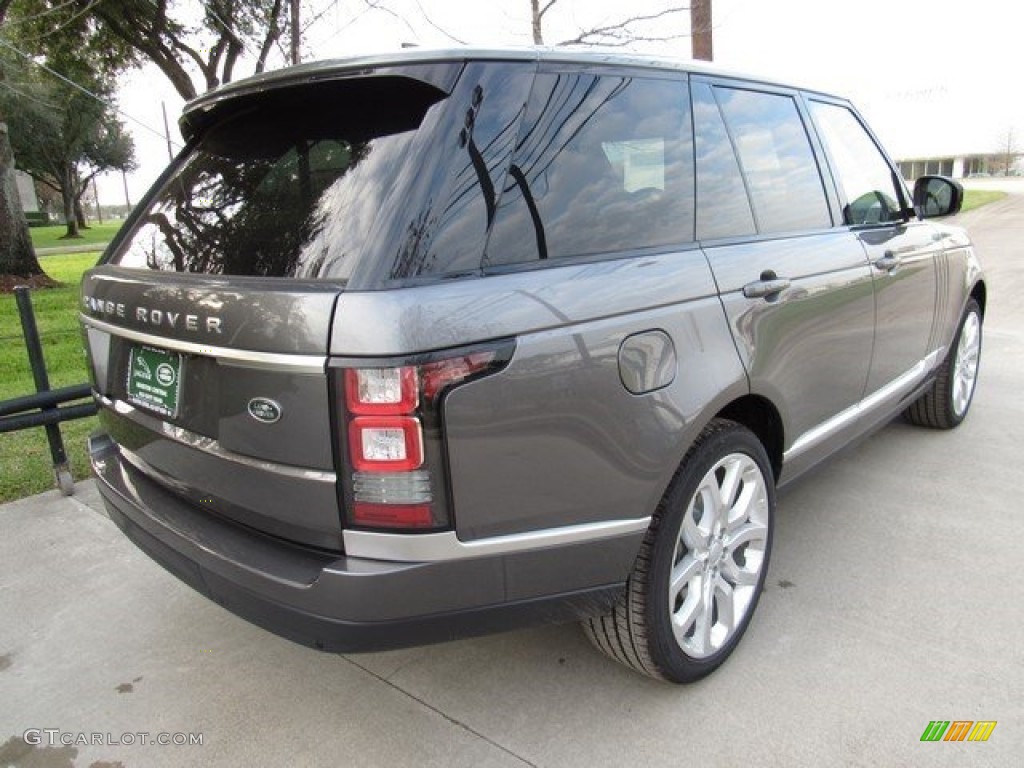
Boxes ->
[952,310,981,418]
[668,452,770,659]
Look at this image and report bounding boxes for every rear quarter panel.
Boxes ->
[331,248,748,540]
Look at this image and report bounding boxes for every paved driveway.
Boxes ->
[2,191,1022,767]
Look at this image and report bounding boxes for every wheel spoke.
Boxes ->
[723,520,767,551]
[692,577,715,655]
[670,554,701,598]
[671,585,702,646]
[682,495,710,550]
[727,478,758,529]
[713,458,742,522]
[713,575,735,635]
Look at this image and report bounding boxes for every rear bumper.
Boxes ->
[89,434,640,652]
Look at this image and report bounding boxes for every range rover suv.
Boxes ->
[80,48,985,683]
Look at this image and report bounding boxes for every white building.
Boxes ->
[896,151,1021,181]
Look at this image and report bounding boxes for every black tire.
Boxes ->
[584,418,775,683]
[905,298,982,430]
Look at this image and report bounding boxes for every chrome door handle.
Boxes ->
[742,277,791,299]
[874,252,902,272]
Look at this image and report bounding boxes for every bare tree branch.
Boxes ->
[256,0,285,73]
[412,0,466,45]
[531,0,543,43]
[538,0,559,20]
[364,0,419,41]
[554,6,690,47]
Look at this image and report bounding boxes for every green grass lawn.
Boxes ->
[960,189,1006,213]
[1,252,101,502]
[29,221,123,250]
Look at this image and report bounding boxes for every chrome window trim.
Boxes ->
[784,347,944,463]
[80,315,327,373]
[343,517,651,563]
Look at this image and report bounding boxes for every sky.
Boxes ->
[97,0,1022,205]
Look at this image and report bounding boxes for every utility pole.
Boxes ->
[161,102,174,162]
[290,0,301,65]
[121,169,131,208]
[691,0,713,61]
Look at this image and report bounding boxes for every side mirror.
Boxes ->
[913,176,964,218]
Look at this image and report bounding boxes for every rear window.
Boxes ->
[109,76,448,280]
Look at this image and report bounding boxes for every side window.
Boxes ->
[693,83,756,240]
[809,101,905,226]
[714,86,832,234]
[484,73,694,266]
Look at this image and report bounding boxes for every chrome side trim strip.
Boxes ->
[97,395,336,483]
[80,315,327,373]
[783,348,944,463]
[343,517,651,563]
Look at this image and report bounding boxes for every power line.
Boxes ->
[0,36,182,150]
[197,3,257,61]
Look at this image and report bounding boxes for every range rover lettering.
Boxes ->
[81,48,985,683]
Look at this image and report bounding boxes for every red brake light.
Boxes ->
[352,502,433,529]
[421,351,496,402]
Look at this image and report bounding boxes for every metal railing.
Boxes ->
[0,286,97,495]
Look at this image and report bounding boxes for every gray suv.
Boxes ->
[80,48,985,683]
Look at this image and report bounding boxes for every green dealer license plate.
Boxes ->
[126,345,183,418]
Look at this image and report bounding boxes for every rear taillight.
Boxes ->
[348,416,423,472]
[332,344,512,533]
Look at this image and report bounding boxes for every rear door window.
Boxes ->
[484,72,694,267]
[693,83,757,240]
[712,86,832,234]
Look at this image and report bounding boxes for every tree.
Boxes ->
[0,122,48,282]
[0,4,45,281]
[993,128,1019,177]
[528,0,690,47]
[1,0,139,278]
[365,1,698,51]
[0,56,136,238]
[40,0,295,102]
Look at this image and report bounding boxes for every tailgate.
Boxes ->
[82,268,345,550]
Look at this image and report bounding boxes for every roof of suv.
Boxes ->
[183,46,837,122]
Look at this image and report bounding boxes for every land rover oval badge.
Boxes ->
[247,397,282,424]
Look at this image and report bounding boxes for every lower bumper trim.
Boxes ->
[106,499,621,652]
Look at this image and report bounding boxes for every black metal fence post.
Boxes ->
[13,286,75,495]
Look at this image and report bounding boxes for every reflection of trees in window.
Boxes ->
[125,140,368,278]
[486,73,693,266]
[387,70,530,280]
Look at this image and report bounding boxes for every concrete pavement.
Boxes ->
[2,192,1022,767]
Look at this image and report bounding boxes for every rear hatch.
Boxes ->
[81,61,462,550]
